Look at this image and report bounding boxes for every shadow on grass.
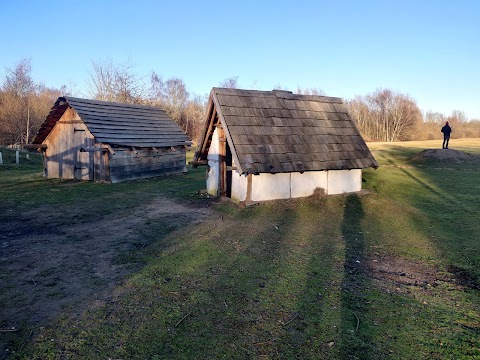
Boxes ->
[36,204,299,359]
[339,194,376,358]
[367,147,480,291]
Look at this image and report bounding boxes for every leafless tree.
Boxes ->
[0,59,35,144]
[346,89,422,142]
[183,94,207,141]
[219,76,239,89]
[296,86,326,96]
[87,58,147,103]
[150,73,189,122]
[0,59,63,145]
[272,83,290,91]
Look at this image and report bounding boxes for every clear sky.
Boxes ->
[1,0,479,118]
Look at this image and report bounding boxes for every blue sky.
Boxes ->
[1,0,479,118]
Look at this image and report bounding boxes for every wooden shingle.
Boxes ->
[33,97,190,148]
[195,88,378,174]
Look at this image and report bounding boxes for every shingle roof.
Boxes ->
[195,88,378,174]
[32,97,190,147]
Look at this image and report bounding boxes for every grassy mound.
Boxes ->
[412,148,478,163]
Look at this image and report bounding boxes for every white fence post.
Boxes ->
[26,153,30,160]
[0,152,3,165]
[16,150,20,164]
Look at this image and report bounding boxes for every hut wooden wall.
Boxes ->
[109,146,186,183]
[44,108,95,180]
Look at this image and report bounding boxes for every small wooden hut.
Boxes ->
[30,97,190,183]
[193,88,378,204]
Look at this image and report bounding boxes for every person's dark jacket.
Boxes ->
[441,124,452,137]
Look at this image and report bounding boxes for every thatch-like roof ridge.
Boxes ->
[32,97,190,147]
[195,87,378,174]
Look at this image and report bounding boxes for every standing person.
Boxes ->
[441,121,452,149]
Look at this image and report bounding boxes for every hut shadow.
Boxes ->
[339,194,373,357]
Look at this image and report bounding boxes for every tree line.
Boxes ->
[346,89,480,142]
[1,58,479,146]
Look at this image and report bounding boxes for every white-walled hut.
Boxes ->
[192,88,378,204]
[30,97,190,183]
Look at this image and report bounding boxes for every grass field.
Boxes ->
[1,140,479,359]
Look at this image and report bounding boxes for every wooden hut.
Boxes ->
[193,88,378,204]
[30,97,190,183]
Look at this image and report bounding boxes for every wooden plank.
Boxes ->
[109,165,186,183]
[24,144,48,149]
[110,150,185,166]
[190,160,208,167]
[199,105,217,157]
[97,136,190,144]
[67,98,169,115]
[105,141,190,147]
[93,133,189,140]
[80,147,109,152]
[82,111,172,123]
[86,122,182,131]
[109,161,186,176]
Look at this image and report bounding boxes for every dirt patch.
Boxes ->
[367,254,461,294]
[0,196,211,357]
[411,149,478,163]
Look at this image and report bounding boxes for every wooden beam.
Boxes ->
[189,160,208,167]
[199,102,217,158]
[246,174,253,202]
[79,147,109,153]
[23,144,47,149]
[105,144,115,155]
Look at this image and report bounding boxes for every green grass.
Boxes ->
[3,141,480,359]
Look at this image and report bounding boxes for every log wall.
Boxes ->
[109,146,186,183]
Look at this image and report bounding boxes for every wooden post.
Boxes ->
[16,151,19,164]
[246,174,253,202]
[0,152,3,165]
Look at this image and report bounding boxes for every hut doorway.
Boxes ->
[218,127,232,198]
[225,141,232,198]
[74,135,94,180]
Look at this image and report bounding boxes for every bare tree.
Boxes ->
[346,96,372,139]
[0,59,35,144]
[150,73,189,123]
[87,58,147,103]
[0,59,63,145]
[272,83,290,91]
[219,76,239,89]
[183,94,207,141]
[346,89,421,142]
[296,86,326,96]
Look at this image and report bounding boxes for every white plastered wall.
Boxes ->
[251,173,291,201]
[206,128,221,196]
[231,158,247,202]
[246,169,362,202]
[291,171,328,198]
[327,169,362,194]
